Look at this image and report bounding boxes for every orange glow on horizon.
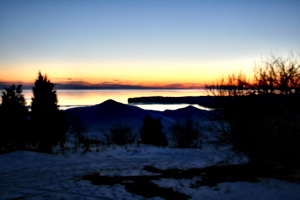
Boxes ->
[0,59,254,89]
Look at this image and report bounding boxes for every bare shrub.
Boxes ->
[207,53,300,169]
[169,118,202,148]
[103,123,135,145]
[69,116,101,153]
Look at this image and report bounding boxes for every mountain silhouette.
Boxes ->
[66,100,210,138]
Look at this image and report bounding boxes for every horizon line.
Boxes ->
[0,82,205,90]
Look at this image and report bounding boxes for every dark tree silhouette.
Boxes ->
[207,54,300,169]
[169,119,202,148]
[69,115,97,153]
[69,116,88,150]
[103,123,135,145]
[30,72,68,153]
[0,85,29,150]
[140,115,168,146]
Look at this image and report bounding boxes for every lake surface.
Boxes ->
[22,89,209,111]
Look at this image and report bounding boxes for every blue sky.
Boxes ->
[0,0,299,89]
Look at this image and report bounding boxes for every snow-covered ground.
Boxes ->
[1,100,300,199]
[0,145,299,200]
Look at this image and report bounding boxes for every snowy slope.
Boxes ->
[1,146,299,200]
[1,101,299,200]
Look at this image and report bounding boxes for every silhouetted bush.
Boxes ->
[169,119,202,148]
[208,54,300,169]
[69,116,90,151]
[103,123,135,145]
[30,72,68,153]
[140,115,168,146]
[0,85,29,151]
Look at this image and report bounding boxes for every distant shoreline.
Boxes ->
[129,94,299,109]
[128,96,217,108]
[19,88,206,91]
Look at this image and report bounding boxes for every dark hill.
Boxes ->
[162,105,209,120]
[66,100,213,138]
[66,99,151,132]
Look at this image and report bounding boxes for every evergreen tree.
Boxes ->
[140,115,168,146]
[0,85,29,150]
[30,72,68,153]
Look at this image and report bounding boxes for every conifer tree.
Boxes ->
[0,85,29,150]
[140,115,168,146]
[30,72,68,153]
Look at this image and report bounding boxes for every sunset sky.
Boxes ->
[1,0,299,89]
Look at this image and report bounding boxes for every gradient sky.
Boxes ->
[1,0,299,89]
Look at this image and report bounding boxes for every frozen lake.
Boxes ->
[22,89,208,111]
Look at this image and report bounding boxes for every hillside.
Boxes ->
[66,99,210,138]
